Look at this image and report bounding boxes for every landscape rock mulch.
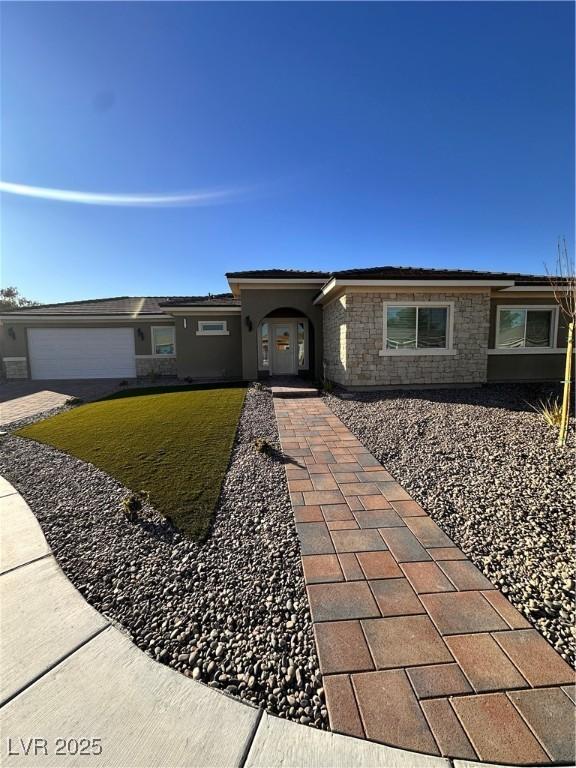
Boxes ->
[0,385,328,729]
[325,385,575,666]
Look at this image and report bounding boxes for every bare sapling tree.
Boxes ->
[547,237,575,446]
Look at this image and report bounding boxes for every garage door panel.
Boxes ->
[28,328,136,380]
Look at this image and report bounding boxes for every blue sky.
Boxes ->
[1,1,574,303]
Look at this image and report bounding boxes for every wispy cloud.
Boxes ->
[0,180,248,207]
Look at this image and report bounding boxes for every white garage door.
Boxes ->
[28,328,136,380]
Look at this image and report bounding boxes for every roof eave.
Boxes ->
[313,278,517,304]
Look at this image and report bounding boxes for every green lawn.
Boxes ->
[17,385,247,540]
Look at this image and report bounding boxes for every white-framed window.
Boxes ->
[151,326,176,356]
[495,306,557,349]
[196,320,229,336]
[380,301,455,356]
[258,321,270,368]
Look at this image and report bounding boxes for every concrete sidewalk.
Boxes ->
[0,474,462,768]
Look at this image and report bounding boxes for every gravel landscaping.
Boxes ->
[0,385,327,728]
[325,385,575,665]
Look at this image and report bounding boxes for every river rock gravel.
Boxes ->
[325,385,575,666]
[0,385,327,728]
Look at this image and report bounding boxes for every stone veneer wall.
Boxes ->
[3,359,28,379]
[324,290,491,388]
[135,357,178,377]
[323,295,347,384]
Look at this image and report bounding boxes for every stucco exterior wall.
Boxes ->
[239,288,323,380]
[326,290,491,388]
[487,353,567,383]
[174,315,243,379]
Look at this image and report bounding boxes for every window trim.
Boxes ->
[494,305,558,351]
[379,301,456,356]
[196,320,229,336]
[150,325,176,357]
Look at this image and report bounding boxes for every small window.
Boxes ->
[496,307,555,349]
[196,320,229,336]
[386,305,449,350]
[152,326,175,355]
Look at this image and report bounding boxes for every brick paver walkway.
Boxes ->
[274,394,575,766]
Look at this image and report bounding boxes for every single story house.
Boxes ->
[0,266,570,389]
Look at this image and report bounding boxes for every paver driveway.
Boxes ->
[0,380,125,426]
[275,394,575,765]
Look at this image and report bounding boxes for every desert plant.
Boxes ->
[254,437,273,455]
[546,238,575,446]
[530,396,564,429]
[120,490,150,522]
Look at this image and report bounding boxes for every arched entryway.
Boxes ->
[257,307,314,377]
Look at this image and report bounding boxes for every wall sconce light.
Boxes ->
[8,327,15,340]
[137,328,144,341]
[245,315,253,332]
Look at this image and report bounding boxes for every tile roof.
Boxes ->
[159,293,241,307]
[3,268,564,317]
[3,293,241,316]
[330,266,557,284]
[226,266,563,286]
[3,296,172,316]
[226,269,330,279]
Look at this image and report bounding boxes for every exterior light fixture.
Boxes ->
[245,315,253,332]
[7,327,15,340]
[137,328,144,340]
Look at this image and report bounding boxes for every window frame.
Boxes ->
[196,320,229,336]
[150,325,176,357]
[494,305,558,351]
[380,301,456,356]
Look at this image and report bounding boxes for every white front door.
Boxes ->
[271,323,297,375]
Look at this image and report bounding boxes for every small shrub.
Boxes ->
[253,381,266,391]
[118,380,128,387]
[120,490,150,522]
[321,379,334,394]
[254,437,273,455]
[65,396,83,406]
[530,396,563,428]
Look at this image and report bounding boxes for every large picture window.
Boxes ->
[495,307,556,349]
[151,326,176,355]
[383,303,452,352]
